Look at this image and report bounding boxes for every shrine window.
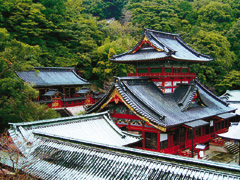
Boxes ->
[165,68,171,73]
[173,68,180,73]
[137,68,148,73]
[182,68,188,73]
[145,132,158,150]
[150,68,162,73]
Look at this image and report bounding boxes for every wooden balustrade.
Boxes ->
[128,72,196,78]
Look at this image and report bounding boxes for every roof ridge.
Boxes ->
[181,86,198,111]
[145,28,179,36]
[9,111,110,127]
[34,67,75,70]
[71,69,91,84]
[121,80,165,121]
[175,37,213,60]
[148,31,175,53]
[195,79,229,106]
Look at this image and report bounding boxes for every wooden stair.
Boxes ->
[224,142,239,154]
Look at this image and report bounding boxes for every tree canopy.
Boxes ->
[0,0,240,125]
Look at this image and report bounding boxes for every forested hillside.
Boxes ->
[1,0,240,125]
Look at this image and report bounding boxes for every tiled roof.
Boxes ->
[184,120,209,128]
[221,90,240,102]
[77,87,92,94]
[16,67,90,87]
[43,89,60,96]
[9,111,141,147]
[218,123,240,141]
[6,127,240,179]
[110,29,213,63]
[87,77,236,129]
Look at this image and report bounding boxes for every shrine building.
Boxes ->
[16,67,102,109]
[110,28,213,93]
[87,29,237,156]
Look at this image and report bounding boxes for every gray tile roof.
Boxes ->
[110,29,213,63]
[6,126,240,179]
[43,89,60,96]
[87,77,236,129]
[184,119,209,128]
[77,87,92,94]
[16,67,90,87]
[9,112,141,147]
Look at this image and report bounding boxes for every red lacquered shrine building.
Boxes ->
[16,67,102,109]
[87,29,237,156]
[110,29,213,93]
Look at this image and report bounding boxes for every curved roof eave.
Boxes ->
[110,56,213,64]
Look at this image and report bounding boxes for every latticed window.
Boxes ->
[137,68,148,73]
[150,68,162,73]
[165,68,171,73]
[173,68,180,73]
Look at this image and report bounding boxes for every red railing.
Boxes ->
[178,151,192,158]
[160,145,179,154]
[128,72,196,78]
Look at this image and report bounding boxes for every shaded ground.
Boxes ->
[207,151,238,164]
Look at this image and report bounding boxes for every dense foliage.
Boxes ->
[0,0,240,125]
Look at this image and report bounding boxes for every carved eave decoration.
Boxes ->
[99,88,167,132]
[132,35,163,54]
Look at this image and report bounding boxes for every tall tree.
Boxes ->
[0,35,59,130]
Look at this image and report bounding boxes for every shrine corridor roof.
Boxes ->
[16,67,90,87]
[110,29,213,63]
[6,113,240,179]
[9,111,141,147]
[87,77,235,129]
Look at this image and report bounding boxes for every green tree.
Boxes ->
[0,38,59,130]
[187,30,235,89]
[215,70,240,94]
[197,2,233,31]
[92,36,136,84]
[227,18,240,67]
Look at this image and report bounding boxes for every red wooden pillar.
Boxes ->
[142,131,145,149]
[157,132,160,152]
[148,66,151,75]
